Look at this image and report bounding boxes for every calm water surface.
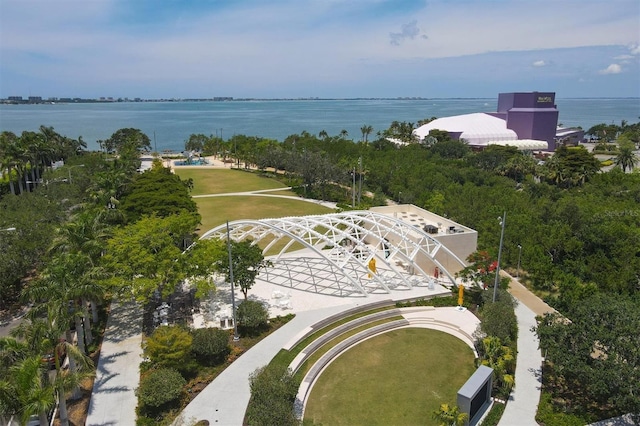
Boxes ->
[1,98,638,152]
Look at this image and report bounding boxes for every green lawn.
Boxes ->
[303,328,475,426]
[174,168,333,233]
[175,168,289,196]
[195,196,333,235]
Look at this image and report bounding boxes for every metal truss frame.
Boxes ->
[199,211,468,297]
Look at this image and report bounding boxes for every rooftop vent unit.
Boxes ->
[424,224,438,234]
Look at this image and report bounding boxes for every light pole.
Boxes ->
[493,212,506,303]
[352,167,356,208]
[517,244,522,279]
[68,164,85,184]
[226,221,239,341]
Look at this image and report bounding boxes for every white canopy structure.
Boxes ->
[413,113,517,146]
[487,139,548,150]
[200,211,470,297]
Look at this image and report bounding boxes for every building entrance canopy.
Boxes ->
[200,211,469,297]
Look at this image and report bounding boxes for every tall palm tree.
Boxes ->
[614,142,638,172]
[51,210,111,325]
[23,252,104,356]
[318,130,329,141]
[0,131,20,195]
[339,129,349,139]
[360,125,373,144]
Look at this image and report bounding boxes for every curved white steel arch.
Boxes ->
[199,211,468,297]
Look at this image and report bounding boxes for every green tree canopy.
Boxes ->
[536,293,640,420]
[102,213,196,301]
[119,164,199,222]
[100,128,151,154]
[216,239,271,300]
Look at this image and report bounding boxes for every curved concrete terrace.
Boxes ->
[174,283,471,425]
[294,306,480,418]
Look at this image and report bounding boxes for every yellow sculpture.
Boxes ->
[458,285,464,306]
[368,258,377,278]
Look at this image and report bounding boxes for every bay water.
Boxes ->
[1,98,638,152]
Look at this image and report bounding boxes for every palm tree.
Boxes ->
[12,305,94,424]
[49,210,111,332]
[318,130,329,141]
[432,403,468,426]
[23,252,104,356]
[360,125,373,144]
[339,129,349,139]
[0,131,19,195]
[614,141,638,172]
[0,355,56,426]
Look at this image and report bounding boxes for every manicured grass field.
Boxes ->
[303,328,475,426]
[195,196,333,234]
[174,168,289,196]
[173,168,333,233]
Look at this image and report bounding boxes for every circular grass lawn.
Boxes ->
[303,328,476,426]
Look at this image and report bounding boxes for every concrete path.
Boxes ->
[498,272,558,426]
[498,302,542,426]
[86,301,143,426]
[175,304,351,425]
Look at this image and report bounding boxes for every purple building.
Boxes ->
[491,92,559,151]
[414,91,560,151]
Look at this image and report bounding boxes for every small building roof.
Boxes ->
[413,113,517,146]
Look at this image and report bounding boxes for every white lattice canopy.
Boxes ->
[200,211,468,297]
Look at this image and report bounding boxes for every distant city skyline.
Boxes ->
[1,0,639,99]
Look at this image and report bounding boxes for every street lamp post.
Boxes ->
[493,212,506,303]
[517,244,522,279]
[352,167,356,208]
[68,164,85,184]
[226,221,239,341]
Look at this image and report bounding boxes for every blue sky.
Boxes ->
[1,0,639,99]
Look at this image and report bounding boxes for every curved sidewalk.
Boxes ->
[174,304,351,425]
[499,273,557,426]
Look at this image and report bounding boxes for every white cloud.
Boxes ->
[614,54,634,60]
[389,20,427,46]
[598,64,622,74]
[1,0,639,98]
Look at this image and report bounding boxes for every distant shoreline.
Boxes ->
[2,96,639,106]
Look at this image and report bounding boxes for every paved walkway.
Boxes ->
[498,272,558,426]
[175,303,352,425]
[86,301,143,426]
[175,287,464,425]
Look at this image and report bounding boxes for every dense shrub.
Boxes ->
[144,325,193,371]
[535,392,589,426]
[479,289,517,345]
[191,327,230,365]
[137,368,186,414]
[246,365,299,426]
[237,300,269,332]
